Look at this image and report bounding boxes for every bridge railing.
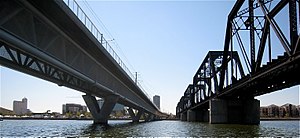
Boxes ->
[63,0,154,103]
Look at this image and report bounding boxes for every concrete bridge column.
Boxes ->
[143,114,149,122]
[128,108,144,122]
[82,94,119,124]
[180,112,187,121]
[143,113,154,122]
[196,109,209,122]
[209,99,228,124]
[149,114,155,121]
[209,98,260,124]
[187,110,196,122]
[243,99,260,124]
[187,109,209,122]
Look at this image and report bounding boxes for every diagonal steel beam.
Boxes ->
[268,0,288,17]
[255,21,270,71]
[258,0,291,56]
[293,35,300,54]
[220,0,245,90]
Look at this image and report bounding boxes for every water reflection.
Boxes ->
[1,120,299,137]
[82,123,109,137]
[81,120,263,137]
[204,123,260,137]
[82,120,144,137]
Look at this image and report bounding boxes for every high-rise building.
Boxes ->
[153,95,160,109]
[13,97,28,115]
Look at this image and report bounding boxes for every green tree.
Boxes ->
[76,111,81,118]
[84,112,92,118]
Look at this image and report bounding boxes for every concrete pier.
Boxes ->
[180,112,187,121]
[187,110,196,122]
[143,114,156,122]
[82,94,119,124]
[243,99,260,124]
[128,108,144,122]
[186,109,209,122]
[209,98,260,124]
[196,109,209,122]
[209,99,228,123]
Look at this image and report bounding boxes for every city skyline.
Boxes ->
[2,92,300,115]
[1,1,299,114]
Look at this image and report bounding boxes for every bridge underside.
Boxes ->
[0,0,166,123]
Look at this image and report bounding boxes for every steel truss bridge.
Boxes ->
[176,0,300,124]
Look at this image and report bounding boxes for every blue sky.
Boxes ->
[0,1,299,114]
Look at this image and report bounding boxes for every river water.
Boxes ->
[0,120,299,137]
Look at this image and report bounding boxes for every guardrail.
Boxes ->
[63,0,154,103]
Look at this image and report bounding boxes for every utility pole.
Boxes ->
[135,72,138,84]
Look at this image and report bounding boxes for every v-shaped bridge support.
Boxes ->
[82,94,119,124]
[128,108,144,122]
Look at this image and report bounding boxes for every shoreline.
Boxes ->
[260,118,300,121]
[1,117,298,121]
[0,117,178,121]
[0,117,129,121]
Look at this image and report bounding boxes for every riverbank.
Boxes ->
[0,117,130,121]
[260,117,300,121]
[2,117,298,121]
[0,117,177,121]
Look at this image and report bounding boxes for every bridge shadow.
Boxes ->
[205,123,260,137]
[81,120,149,137]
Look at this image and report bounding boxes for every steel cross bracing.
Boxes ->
[0,41,91,93]
[176,51,244,114]
[176,0,300,116]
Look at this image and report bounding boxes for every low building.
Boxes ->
[62,103,87,114]
[267,104,279,117]
[260,103,300,118]
[296,105,300,117]
[279,106,286,117]
[260,106,268,117]
[281,103,298,117]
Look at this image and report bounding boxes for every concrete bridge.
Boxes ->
[176,0,300,124]
[0,0,167,124]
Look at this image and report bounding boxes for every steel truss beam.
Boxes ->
[0,41,93,93]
